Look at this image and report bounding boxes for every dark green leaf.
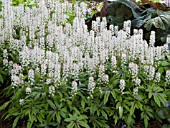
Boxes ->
[0,101,10,111]
[66,122,74,128]
[104,91,110,105]
[119,106,123,118]
[78,121,90,128]
[0,74,3,83]
[12,116,20,128]
[47,100,56,109]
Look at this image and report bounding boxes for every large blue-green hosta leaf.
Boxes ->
[144,10,170,30]
[118,0,143,18]
[106,0,142,28]
[106,0,155,28]
[131,13,152,28]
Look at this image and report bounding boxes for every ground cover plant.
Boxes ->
[0,0,170,128]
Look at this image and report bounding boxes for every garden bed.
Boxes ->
[0,0,170,128]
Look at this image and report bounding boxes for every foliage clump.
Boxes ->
[0,0,170,128]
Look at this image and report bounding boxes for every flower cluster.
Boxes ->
[10,64,24,88]
[72,81,78,94]
[3,49,8,67]
[166,70,170,82]
[49,86,55,96]
[129,62,138,78]
[88,76,96,93]
[119,79,126,92]
[1,0,169,99]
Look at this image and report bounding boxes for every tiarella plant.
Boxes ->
[0,0,170,128]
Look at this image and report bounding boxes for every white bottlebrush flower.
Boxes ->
[133,87,138,95]
[143,65,149,74]
[102,74,109,83]
[19,45,30,67]
[98,64,105,79]
[129,62,138,78]
[155,72,161,82]
[12,64,22,75]
[41,63,47,75]
[111,55,117,68]
[46,78,52,85]
[88,76,96,93]
[166,70,170,81]
[148,66,155,80]
[72,81,78,93]
[149,31,155,47]
[26,87,31,94]
[121,53,127,65]
[19,99,24,105]
[35,67,40,75]
[11,75,21,87]
[19,73,24,85]
[49,85,55,96]
[135,78,141,86]
[3,49,8,58]
[119,79,125,92]
[3,59,8,66]
[8,61,13,68]
[28,69,35,84]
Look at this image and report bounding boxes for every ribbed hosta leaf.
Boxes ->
[144,10,170,30]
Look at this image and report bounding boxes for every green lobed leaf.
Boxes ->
[56,113,61,123]
[126,115,134,126]
[78,120,90,128]
[113,114,119,124]
[0,74,3,83]
[144,115,149,128]
[101,110,108,120]
[119,106,123,119]
[104,91,110,105]
[27,120,33,128]
[158,93,166,106]
[47,100,56,109]
[81,100,85,110]
[12,116,20,128]
[65,115,73,122]
[111,91,116,99]
[154,95,161,107]
[149,92,152,99]
[160,61,170,66]
[37,115,43,124]
[130,102,135,116]
[136,101,143,111]
[157,109,166,119]
[0,101,10,111]
[158,67,165,74]
[66,121,74,128]
[46,111,55,123]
